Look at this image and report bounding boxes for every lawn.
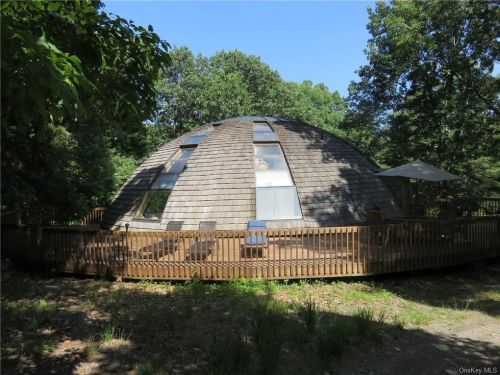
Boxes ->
[1,260,499,374]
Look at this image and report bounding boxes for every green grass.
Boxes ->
[107,288,125,305]
[33,299,56,314]
[134,358,163,375]
[207,333,251,375]
[98,325,128,343]
[137,279,155,288]
[226,278,278,296]
[341,284,396,304]
[86,338,99,357]
[85,280,108,302]
[353,307,375,335]
[299,297,319,334]
[250,297,286,375]
[317,318,354,360]
[2,300,25,313]
[21,337,58,356]
[401,304,434,327]
[3,263,498,375]
[392,314,407,329]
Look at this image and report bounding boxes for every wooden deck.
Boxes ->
[2,217,499,280]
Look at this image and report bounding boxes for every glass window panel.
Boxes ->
[138,190,171,220]
[256,171,293,187]
[256,187,302,220]
[254,132,278,142]
[151,173,177,189]
[255,157,287,171]
[167,159,187,174]
[183,134,206,145]
[254,123,272,132]
[256,188,275,220]
[178,149,194,160]
[254,144,282,156]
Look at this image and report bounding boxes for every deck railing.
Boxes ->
[2,216,499,280]
[424,197,500,217]
[4,207,107,227]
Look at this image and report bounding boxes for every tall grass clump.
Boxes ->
[317,318,354,360]
[353,307,375,335]
[299,298,319,334]
[250,297,286,375]
[392,314,407,329]
[186,276,206,302]
[207,333,251,374]
[98,325,128,343]
[134,357,163,375]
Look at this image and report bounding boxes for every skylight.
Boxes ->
[135,147,195,220]
[182,128,212,146]
[253,144,302,220]
[253,123,278,142]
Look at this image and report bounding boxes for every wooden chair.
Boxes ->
[187,221,217,261]
[137,221,183,261]
[241,220,268,258]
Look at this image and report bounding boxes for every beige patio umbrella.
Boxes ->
[376,160,459,215]
[375,159,459,181]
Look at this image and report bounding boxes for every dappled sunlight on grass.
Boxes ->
[1,261,499,374]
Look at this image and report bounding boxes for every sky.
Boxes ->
[104,1,376,97]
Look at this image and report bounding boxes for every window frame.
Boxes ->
[134,147,196,222]
[253,123,278,142]
[256,186,302,220]
[253,142,303,220]
[134,190,172,221]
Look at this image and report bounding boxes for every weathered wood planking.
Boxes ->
[2,217,499,280]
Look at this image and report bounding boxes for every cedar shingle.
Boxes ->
[103,118,401,230]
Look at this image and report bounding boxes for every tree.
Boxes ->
[153,47,346,141]
[344,0,499,196]
[1,1,171,218]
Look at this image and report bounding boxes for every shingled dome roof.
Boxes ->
[102,117,401,231]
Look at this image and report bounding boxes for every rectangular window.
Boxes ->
[255,156,287,171]
[135,147,195,221]
[256,187,302,220]
[254,144,293,187]
[135,190,171,220]
[253,143,302,220]
[254,144,282,156]
[150,173,177,190]
[253,123,278,142]
[182,129,212,146]
[168,159,188,174]
[179,149,194,159]
[256,171,293,187]
[184,134,206,145]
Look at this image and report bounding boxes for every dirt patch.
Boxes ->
[1,259,499,374]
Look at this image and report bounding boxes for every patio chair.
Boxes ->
[241,220,268,258]
[187,221,217,261]
[137,221,183,261]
